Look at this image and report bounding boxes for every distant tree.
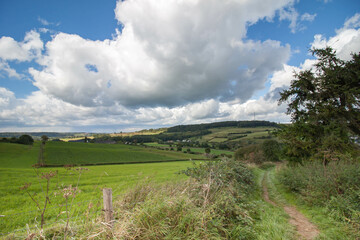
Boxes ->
[41,135,49,144]
[278,47,360,163]
[177,144,182,152]
[18,135,34,145]
[205,148,211,154]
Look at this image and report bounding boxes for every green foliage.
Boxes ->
[205,147,211,154]
[278,47,360,163]
[234,144,265,164]
[181,159,255,194]
[279,160,360,229]
[105,159,257,239]
[0,135,35,145]
[167,120,279,132]
[261,140,281,162]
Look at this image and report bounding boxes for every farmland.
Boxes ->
[201,126,276,143]
[0,142,195,233]
[44,141,205,166]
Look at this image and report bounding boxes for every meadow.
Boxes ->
[0,142,196,234]
[44,141,205,166]
[144,142,234,156]
[201,126,276,143]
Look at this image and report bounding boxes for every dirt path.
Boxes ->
[262,172,320,240]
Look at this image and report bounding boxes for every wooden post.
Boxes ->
[103,188,113,227]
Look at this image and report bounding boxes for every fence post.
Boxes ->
[103,188,113,227]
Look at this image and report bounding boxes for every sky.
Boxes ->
[0,0,359,133]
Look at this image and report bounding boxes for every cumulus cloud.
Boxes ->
[2,4,359,132]
[29,0,292,108]
[311,13,360,60]
[0,30,43,62]
[0,60,23,79]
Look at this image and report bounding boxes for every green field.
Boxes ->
[201,126,275,143]
[144,142,234,156]
[0,142,39,168]
[44,141,205,166]
[0,142,199,234]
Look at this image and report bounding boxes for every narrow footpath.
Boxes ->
[262,172,320,240]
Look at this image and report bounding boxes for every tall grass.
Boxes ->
[279,160,360,232]
[18,159,259,239]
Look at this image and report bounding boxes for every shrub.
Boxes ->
[17,134,34,145]
[108,159,257,239]
[234,144,265,164]
[279,160,360,228]
[262,140,281,162]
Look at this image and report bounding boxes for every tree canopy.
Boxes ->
[278,47,360,163]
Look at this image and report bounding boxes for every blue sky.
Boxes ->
[0,0,359,132]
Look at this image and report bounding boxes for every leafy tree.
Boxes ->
[205,147,211,154]
[18,135,34,145]
[262,140,281,162]
[278,47,360,163]
[41,135,49,144]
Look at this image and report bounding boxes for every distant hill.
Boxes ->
[0,132,90,139]
[167,120,279,132]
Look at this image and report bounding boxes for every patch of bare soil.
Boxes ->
[262,172,320,240]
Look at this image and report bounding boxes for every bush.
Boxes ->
[234,144,265,164]
[279,160,360,228]
[262,140,281,162]
[106,159,258,239]
[17,134,34,145]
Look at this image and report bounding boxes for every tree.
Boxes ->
[262,140,281,162]
[41,135,49,144]
[205,147,211,154]
[18,135,34,145]
[278,47,360,163]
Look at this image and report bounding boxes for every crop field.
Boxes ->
[144,143,234,156]
[44,141,205,166]
[0,142,196,233]
[0,142,39,168]
[201,127,276,143]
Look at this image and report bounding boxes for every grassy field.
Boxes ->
[0,142,197,233]
[201,126,276,143]
[144,142,234,156]
[44,141,205,166]
[0,142,39,168]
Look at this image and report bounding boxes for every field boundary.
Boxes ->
[40,158,207,168]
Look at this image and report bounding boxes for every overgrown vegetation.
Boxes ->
[0,134,34,145]
[278,47,360,163]
[83,158,258,239]
[234,139,282,164]
[276,47,360,235]
[279,160,360,230]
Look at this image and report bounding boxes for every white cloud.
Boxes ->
[2,4,359,132]
[38,17,50,26]
[279,6,299,33]
[0,30,43,62]
[311,13,360,60]
[269,64,299,92]
[301,13,316,22]
[0,87,16,108]
[29,0,292,108]
[0,60,23,79]
[279,4,317,33]
[342,13,360,30]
